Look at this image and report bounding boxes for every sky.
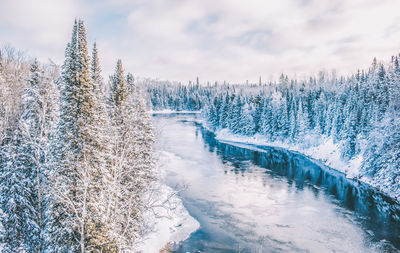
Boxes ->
[1,0,400,83]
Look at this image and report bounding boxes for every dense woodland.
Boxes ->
[144,78,207,111]
[146,56,400,198]
[0,19,156,252]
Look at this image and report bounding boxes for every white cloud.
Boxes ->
[0,0,79,61]
[1,0,400,83]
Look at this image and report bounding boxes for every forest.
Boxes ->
[0,19,156,251]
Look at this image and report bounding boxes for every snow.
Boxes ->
[135,151,200,252]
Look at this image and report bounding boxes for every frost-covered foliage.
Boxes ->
[45,19,115,252]
[146,56,400,199]
[0,54,59,252]
[1,19,157,251]
[0,47,30,146]
[103,59,156,251]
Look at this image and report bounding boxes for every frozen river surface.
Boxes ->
[153,114,400,253]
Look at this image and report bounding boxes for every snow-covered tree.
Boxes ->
[0,18,160,252]
[107,59,155,250]
[91,42,104,96]
[46,19,115,252]
[1,59,58,252]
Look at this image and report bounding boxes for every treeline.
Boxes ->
[146,57,400,197]
[0,19,155,252]
[144,78,215,111]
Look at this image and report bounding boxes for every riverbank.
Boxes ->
[201,126,399,203]
[134,151,200,252]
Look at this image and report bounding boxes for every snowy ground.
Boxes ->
[134,151,200,252]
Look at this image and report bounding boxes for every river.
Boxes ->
[153,113,400,253]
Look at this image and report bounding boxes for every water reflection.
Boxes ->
[153,114,400,252]
[201,126,400,245]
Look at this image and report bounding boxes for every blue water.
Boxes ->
[153,114,400,253]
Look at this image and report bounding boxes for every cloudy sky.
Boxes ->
[1,0,400,83]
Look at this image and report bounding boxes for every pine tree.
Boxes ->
[107,59,155,250]
[1,139,28,252]
[46,19,114,252]
[0,59,58,252]
[297,99,308,140]
[110,59,127,118]
[341,99,358,160]
[230,95,243,134]
[91,42,104,96]
[260,100,273,138]
[239,102,255,135]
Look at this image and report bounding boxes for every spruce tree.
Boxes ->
[1,137,28,252]
[1,59,58,252]
[46,19,114,252]
[110,59,127,118]
[91,42,104,96]
[107,59,155,250]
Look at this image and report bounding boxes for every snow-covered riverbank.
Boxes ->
[215,129,361,176]
[135,151,200,252]
[206,127,399,202]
